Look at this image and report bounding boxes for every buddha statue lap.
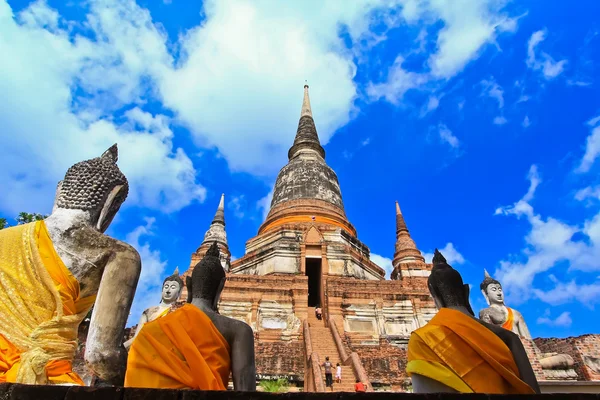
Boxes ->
[0,145,141,386]
[479,271,578,379]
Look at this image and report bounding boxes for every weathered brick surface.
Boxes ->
[255,340,305,381]
[535,334,600,381]
[521,337,546,381]
[348,339,409,390]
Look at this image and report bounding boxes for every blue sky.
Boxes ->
[1,0,599,337]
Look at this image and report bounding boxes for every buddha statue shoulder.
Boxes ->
[124,269,183,349]
[478,270,531,338]
[0,145,141,386]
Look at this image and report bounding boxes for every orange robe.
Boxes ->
[502,307,514,331]
[0,221,96,385]
[406,308,535,394]
[125,304,231,390]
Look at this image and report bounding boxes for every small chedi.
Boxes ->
[407,250,539,394]
[125,242,256,391]
[123,268,183,350]
[479,271,578,380]
[0,145,141,385]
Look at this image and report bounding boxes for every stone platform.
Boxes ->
[1,384,600,400]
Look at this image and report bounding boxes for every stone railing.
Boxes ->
[3,384,600,399]
[328,317,372,392]
[303,320,325,392]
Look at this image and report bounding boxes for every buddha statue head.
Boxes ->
[52,144,128,233]
[187,242,225,310]
[427,249,475,316]
[161,268,184,305]
[480,270,504,306]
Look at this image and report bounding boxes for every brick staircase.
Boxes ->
[307,308,356,392]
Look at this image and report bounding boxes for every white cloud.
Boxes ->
[257,189,274,222]
[481,78,504,109]
[537,310,573,327]
[420,94,441,116]
[367,56,427,105]
[0,0,204,215]
[522,115,531,128]
[526,29,568,80]
[370,253,394,278]
[494,164,600,306]
[422,242,465,265]
[493,116,508,125]
[438,124,460,148]
[576,115,600,173]
[228,195,246,219]
[534,277,600,308]
[575,185,600,202]
[126,217,168,325]
[368,0,518,103]
[159,0,409,175]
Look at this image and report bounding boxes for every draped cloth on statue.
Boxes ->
[502,307,514,331]
[0,221,96,385]
[406,308,535,394]
[125,304,231,390]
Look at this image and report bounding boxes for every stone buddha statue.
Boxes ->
[125,242,256,391]
[407,250,539,394]
[479,270,577,379]
[0,144,141,386]
[479,270,531,338]
[124,269,183,349]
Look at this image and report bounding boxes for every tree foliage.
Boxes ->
[0,212,49,230]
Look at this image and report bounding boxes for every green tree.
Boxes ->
[16,212,48,225]
[0,218,7,230]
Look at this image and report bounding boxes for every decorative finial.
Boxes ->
[433,249,447,265]
[206,242,220,258]
[101,144,119,163]
[218,193,225,210]
[173,266,179,275]
[395,201,402,215]
[304,79,308,88]
[484,269,491,278]
[301,83,313,118]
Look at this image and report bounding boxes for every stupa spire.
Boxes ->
[301,83,313,118]
[212,193,225,225]
[391,201,425,277]
[287,84,325,160]
[202,194,227,247]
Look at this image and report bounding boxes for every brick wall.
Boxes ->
[535,334,600,381]
[255,340,305,382]
[347,338,409,389]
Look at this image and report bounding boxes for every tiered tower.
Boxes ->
[182,85,436,391]
[180,194,231,300]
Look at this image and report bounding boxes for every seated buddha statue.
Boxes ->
[479,271,576,378]
[124,269,183,350]
[479,270,531,337]
[407,250,540,394]
[125,242,256,391]
[0,145,141,386]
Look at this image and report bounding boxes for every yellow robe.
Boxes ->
[125,304,231,390]
[0,221,96,385]
[406,308,535,394]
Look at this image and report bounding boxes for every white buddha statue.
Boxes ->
[124,268,183,349]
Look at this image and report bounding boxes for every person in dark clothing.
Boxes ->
[322,357,333,389]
